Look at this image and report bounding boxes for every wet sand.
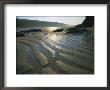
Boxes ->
[16,30,94,74]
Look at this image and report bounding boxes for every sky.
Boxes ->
[17,16,86,25]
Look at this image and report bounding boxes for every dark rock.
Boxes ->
[16,31,25,37]
[53,28,63,32]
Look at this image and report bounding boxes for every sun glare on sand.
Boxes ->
[51,34,58,41]
[49,34,61,42]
